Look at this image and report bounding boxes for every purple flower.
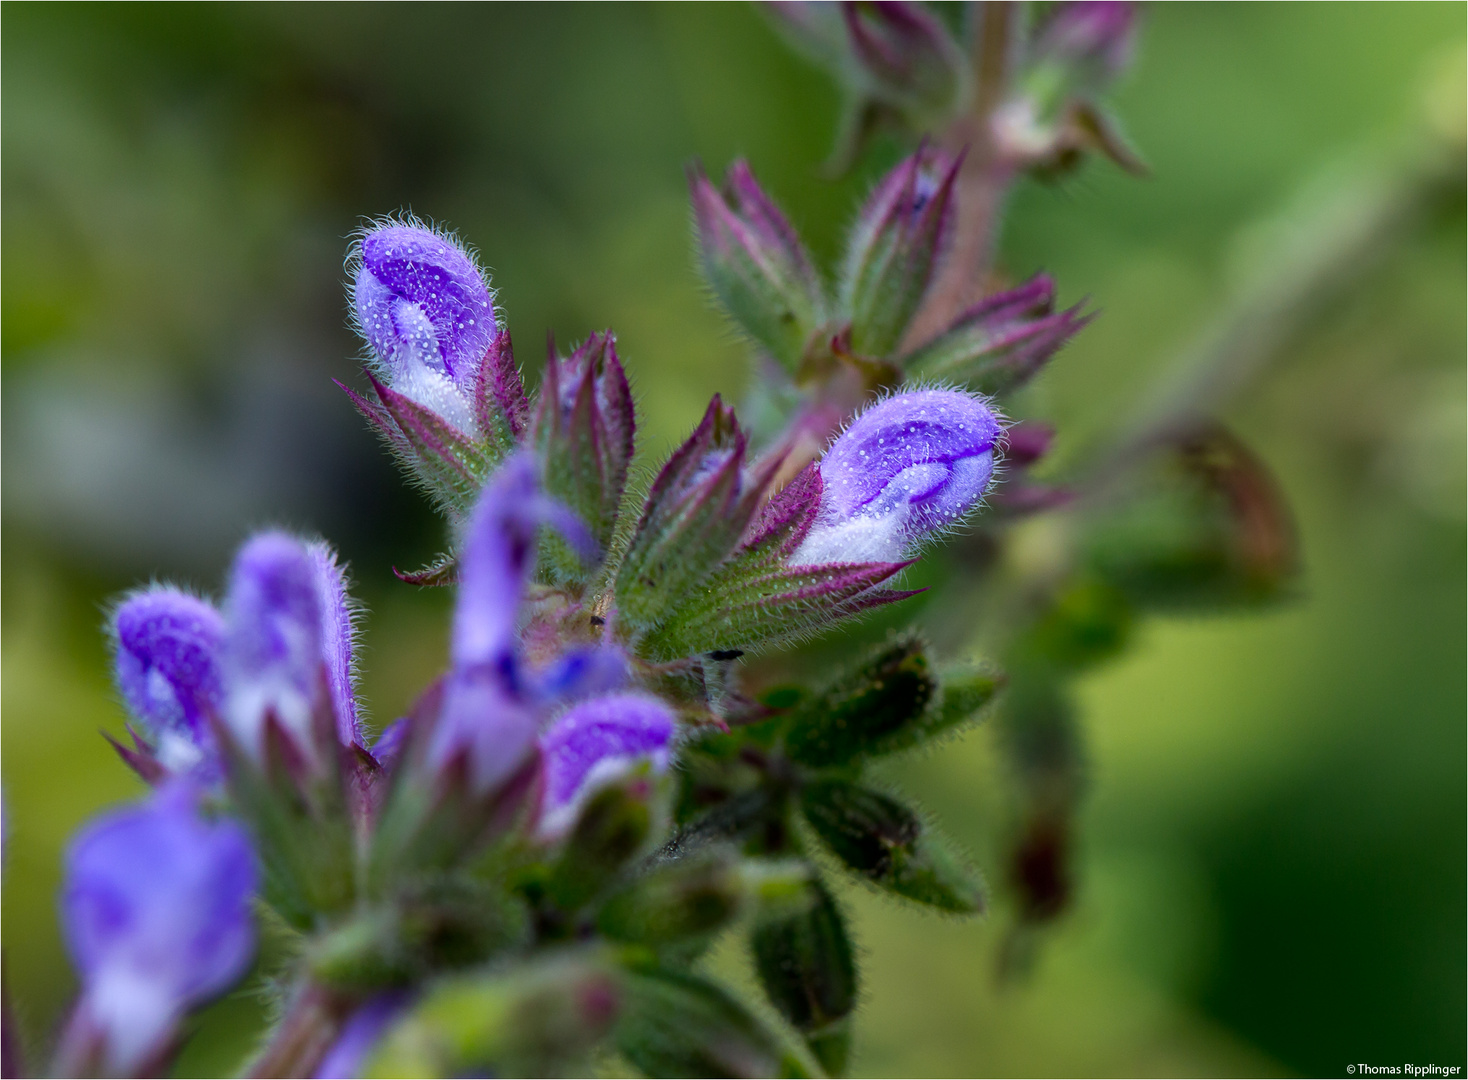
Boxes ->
[111,588,226,773]
[792,388,1003,564]
[221,533,362,766]
[427,456,596,795]
[405,457,675,837]
[61,783,257,1075]
[539,692,677,836]
[352,221,499,436]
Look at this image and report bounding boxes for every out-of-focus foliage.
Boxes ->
[3,4,1463,1077]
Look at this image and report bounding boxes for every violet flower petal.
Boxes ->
[62,782,257,1074]
[112,588,225,771]
[539,691,676,835]
[793,389,1002,564]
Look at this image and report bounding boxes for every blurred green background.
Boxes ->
[3,4,1463,1076]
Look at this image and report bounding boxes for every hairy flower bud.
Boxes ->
[842,1,966,117]
[221,533,361,766]
[111,589,226,774]
[690,161,826,371]
[1033,1,1137,90]
[60,783,256,1076]
[839,145,961,357]
[539,692,677,837]
[792,388,1002,565]
[353,222,499,435]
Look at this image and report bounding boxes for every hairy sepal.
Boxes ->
[614,397,777,635]
[533,332,635,585]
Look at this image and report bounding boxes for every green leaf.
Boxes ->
[801,780,984,914]
[752,878,857,1076]
[596,851,744,951]
[615,968,812,1079]
[783,636,937,767]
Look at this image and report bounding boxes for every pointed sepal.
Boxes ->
[902,273,1092,393]
[839,144,961,357]
[690,161,827,371]
[533,331,635,584]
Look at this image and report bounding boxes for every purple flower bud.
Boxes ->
[689,161,826,370]
[840,145,961,357]
[843,1,966,115]
[792,389,1002,565]
[111,588,225,773]
[352,222,499,435]
[61,783,257,1075]
[539,692,677,836]
[1034,2,1137,87]
[222,533,362,763]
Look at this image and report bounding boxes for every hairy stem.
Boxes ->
[904,2,1022,349]
[249,980,350,1079]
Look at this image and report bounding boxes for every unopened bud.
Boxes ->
[792,388,1002,566]
[353,222,499,436]
[111,589,225,776]
[690,162,827,370]
[840,146,961,357]
[800,778,985,913]
[784,636,935,767]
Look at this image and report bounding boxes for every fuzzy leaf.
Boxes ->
[473,327,530,448]
[365,373,500,518]
[615,397,778,633]
[801,780,984,914]
[614,968,811,1079]
[783,636,937,767]
[751,877,856,1076]
[902,275,1093,395]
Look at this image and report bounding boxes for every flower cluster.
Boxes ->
[27,7,1278,1077]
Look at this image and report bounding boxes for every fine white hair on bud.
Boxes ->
[791,387,1003,566]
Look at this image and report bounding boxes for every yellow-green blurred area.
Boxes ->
[3,3,1463,1076]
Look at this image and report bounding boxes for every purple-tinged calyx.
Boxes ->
[111,588,226,775]
[60,782,257,1077]
[792,388,1003,565]
[352,222,501,438]
[220,533,362,768]
[839,144,961,357]
[1033,2,1137,91]
[902,273,1092,394]
[538,692,676,837]
[690,161,826,370]
[843,1,968,116]
[533,332,635,582]
[614,396,784,633]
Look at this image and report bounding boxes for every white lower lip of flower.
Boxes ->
[87,963,179,1073]
[155,731,205,773]
[537,752,667,840]
[224,682,313,763]
[394,354,479,437]
[789,509,908,566]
